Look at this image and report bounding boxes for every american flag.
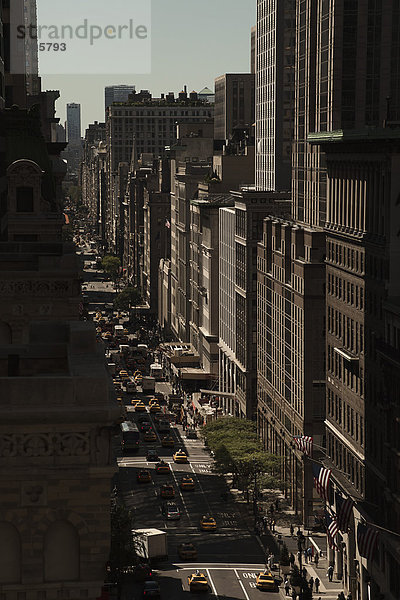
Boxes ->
[325,510,339,549]
[293,435,313,457]
[357,523,378,560]
[336,493,354,533]
[312,463,332,502]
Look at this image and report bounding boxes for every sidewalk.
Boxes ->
[231,494,344,600]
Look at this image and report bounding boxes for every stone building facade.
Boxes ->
[0,106,120,599]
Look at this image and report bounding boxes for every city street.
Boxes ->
[115,399,278,599]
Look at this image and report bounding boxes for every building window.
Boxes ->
[16,187,34,212]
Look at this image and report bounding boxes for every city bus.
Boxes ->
[120,421,140,453]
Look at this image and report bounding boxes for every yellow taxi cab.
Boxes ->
[130,398,141,405]
[134,370,142,377]
[143,430,157,442]
[188,571,208,592]
[200,515,217,531]
[123,328,129,335]
[149,403,161,414]
[256,571,276,591]
[148,398,158,407]
[155,460,171,474]
[161,436,175,448]
[173,449,188,463]
[134,375,143,384]
[103,331,112,339]
[180,476,195,491]
[119,369,128,376]
[135,402,146,412]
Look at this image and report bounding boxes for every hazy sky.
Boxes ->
[41,0,256,132]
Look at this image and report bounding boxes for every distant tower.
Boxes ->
[105,85,136,112]
[66,103,82,141]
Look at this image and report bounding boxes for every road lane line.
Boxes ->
[170,463,192,525]
[235,569,251,600]
[189,463,212,513]
[206,568,219,598]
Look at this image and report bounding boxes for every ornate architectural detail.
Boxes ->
[0,433,90,458]
[0,280,75,297]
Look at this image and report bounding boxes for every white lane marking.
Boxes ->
[235,569,251,600]
[189,463,212,513]
[206,568,219,597]
[170,463,192,525]
[176,564,265,569]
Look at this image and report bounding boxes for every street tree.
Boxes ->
[114,287,142,311]
[109,500,136,579]
[102,255,121,282]
[202,417,282,498]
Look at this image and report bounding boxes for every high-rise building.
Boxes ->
[66,102,82,142]
[255,0,295,192]
[0,3,4,108]
[309,127,400,600]
[105,84,136,112]
[292,1,400,229]
[214,73,255,141]
[251,26,256,75]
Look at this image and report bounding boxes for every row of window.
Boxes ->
[327,272,364,309]
[327,240,364,273]
[327,387,364,446]
[327,346,364,396]
[327,307,364,354]
[327,430,364,494]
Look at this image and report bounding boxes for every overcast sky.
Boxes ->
[40,0,256,132]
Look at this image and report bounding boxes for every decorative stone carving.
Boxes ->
[21,483,47,506]
[0,433,90,458]
[0,435,18,457]
[0,280,74,297]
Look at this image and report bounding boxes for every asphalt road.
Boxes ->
[116,396,280,600]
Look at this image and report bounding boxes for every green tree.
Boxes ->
[102,255,121,281]
[114,287,142,310]
[201,417,282,496]
[109,501,136,575]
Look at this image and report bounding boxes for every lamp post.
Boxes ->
[297,531,306,599]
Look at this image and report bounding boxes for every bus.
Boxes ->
[120,421,140,453]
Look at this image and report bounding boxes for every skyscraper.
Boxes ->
[214,73,255,142]
[255,0,295,192]
[105,84,136,111]
[292,0,400,229]
[66,102,82,142]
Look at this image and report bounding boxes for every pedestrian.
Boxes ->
[272,519,276,532]
[327,565,334,582]
[269,503,275,514]
[309,577,314,592]
[290,523,294,536]
[284,578,290,596]
[296,527,302,536]
[275,498,280,511]
[291,590,297,600]
[289,552,295,567]
[314,552,319,567]
[347,593,352,600]
[297,551,301,564]
[339,593,345,600]
[315,577,320,593]
[304,549,308,563]
[302,568,307,579]
[307,547,313,562]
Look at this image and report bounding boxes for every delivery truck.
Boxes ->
[132,528,167,562]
